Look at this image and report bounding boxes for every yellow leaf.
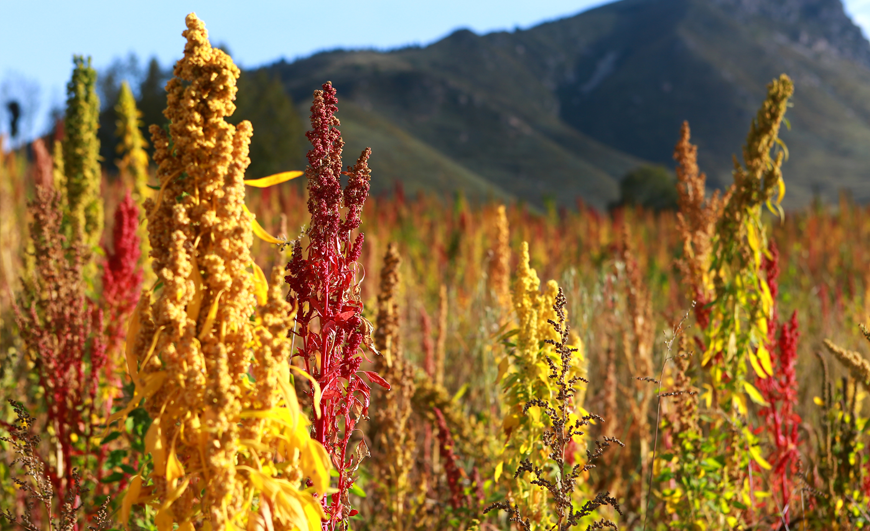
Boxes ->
[140,327,165,375]
[814,396,826,406]
[756,316,768,337]
[177,522,195,531]
[238,467,326,528]
[166,442,185,485]
[727,332,737,358]
[288,364,322,419]
[245,205,283,244]
[496,356,510,383]
[702,384,713,409]
[276,366,302,426]
[244,171,304,188]
[743,381,769,406]
[298,438,331,495]
[146,174,174,224]
[125,299,144,386]
[158,477,190,511]
[292,488,328,530]
[155,508,174,531]
[756,344,774,376]
[252,263,268,306]
[102,371,168,438]
[187,252,204,321]
[741,487,752,509]
[198,290,225,341]
[702,344,716,366]
[749,352,767,379]
[733,393,748,416]
[146,419,166,473]
[760,280,773,317]
[239,437,271,453]
[121,475,142,530]
[746,223,761,268]
[749,444,772,470]
[777,177,786,205]
[494,461,504,483]
[836,498,844,514]
[240,408,297,429]
[502,413,521,437]
[451,383,469,403]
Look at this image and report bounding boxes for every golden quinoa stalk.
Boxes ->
[495,241,592,529]
[488,204,512,312]
[63,55,102,248]
[370,243,417,527]
[823,339,870,388]
[674,121,729,303]
[374,243,401,368]
[434,283,448,388]
[109,14,329,531]
[114,81,155,285]
[115,81,150,206]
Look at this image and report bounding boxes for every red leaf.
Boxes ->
[336,310,356,323]
[361,371,390,390]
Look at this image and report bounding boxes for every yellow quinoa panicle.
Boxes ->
[824,339,870,388]
[488,204,512,312]
[513,241,541,354]
[114,13,328,531]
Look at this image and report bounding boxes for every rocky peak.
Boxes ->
[710,0,870,66]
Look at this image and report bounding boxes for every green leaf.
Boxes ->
[700,458,723,471]
[106,449,127,468]
[100,431,122,445]
[100,471,125,484]
[349,482,366,498]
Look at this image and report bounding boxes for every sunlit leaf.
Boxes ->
[743,381,769,406]
[244,171,304,188]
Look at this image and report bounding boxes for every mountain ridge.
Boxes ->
[259,0,870,209]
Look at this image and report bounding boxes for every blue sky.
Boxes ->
[2,0,870,141]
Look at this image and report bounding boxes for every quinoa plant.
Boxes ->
[12,182,106,510]
[114,81,150,206]
[487,288,622,530]
[490,242,616,529]
[283,80,383,530]
[658,74,794,528]
[63,56,102,248]
[105,14,329,531]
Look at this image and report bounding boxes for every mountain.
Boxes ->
[259,0,870,209]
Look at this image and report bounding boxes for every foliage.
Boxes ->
[232,70,305,180]
[616,165,679,213]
